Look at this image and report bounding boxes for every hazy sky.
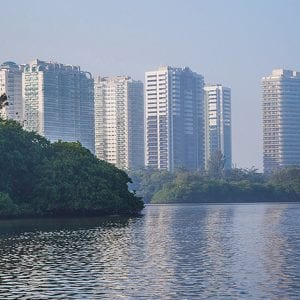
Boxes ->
[1,0,299,170]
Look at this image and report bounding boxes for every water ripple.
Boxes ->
[0,204,299,299]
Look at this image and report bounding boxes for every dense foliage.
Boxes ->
[129,167,300,204]
[0,119,144,217]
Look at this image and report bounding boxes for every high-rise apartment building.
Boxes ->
[262,69,300,173]
[0,61,23,122]
[94,76,144,170]
[204,84,231,170]
[23,59,94,153]
[145,66,204,171]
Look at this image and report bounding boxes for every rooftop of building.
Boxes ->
[262,69,300,80]
[204,84,231,90]
[95,75,132,83]
[0,61,19,70]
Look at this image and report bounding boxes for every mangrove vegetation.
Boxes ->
[0,118,144,217]
[129,167,300,204]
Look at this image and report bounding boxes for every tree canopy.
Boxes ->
[129,167,300,204]
[0,93,8,110]
[0,118,144,217]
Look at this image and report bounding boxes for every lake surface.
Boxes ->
[0,203,299,299]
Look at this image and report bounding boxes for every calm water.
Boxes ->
[0,203,300,299]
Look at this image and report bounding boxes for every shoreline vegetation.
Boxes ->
[129,166,300,204]
[0,115,299,218]
[0,118,144,218]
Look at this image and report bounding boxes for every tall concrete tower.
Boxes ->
[204,84,231,170]
[94,76,144,170]
[23,59,95,153]
[0,61,23,122]
[262,69,300,173]
[145,66,204,171]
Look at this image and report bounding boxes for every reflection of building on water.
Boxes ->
[262,205,292,293]
[202,206,237,294]
[142,205,176,295]
[229,204,291,297]
[203,207,227,269]
[0,204,299,298]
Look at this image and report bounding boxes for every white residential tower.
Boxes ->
[23,59,95,153]
[204,84,232,170]
[262,69,300,173]
[0,61,23,122]
[145,66,205,171]
[94,76,144,170]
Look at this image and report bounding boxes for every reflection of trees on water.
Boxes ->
[0,216,134,298]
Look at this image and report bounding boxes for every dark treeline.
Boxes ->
[0,119,144,218]
[129,166,300,204]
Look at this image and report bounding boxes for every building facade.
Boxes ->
[0,61,23,122]
[262,69,300,173]
[94,76,144,170]
[204,84,231,170]
[145,66,205,171]
[23,59,94,153]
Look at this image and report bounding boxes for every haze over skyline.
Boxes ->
[1,0,299,170]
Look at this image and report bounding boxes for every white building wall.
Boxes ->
[23,59,94,153]
[94,76,144,170]
[145,67,169,170]
[0,62,23,122]
[262,69,300,173]
[204,84,232,170]
[145,66,205,171]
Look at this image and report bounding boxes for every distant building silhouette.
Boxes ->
[23,59,94,153]
[145,66,205,171]
[262,69,300,173]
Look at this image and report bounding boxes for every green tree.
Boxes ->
[0,93,8,110]
[207,151,225,179]
[0,119,144,217]
[128,168,175,203]
[269,167,300,199]
[224,167,265,183]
